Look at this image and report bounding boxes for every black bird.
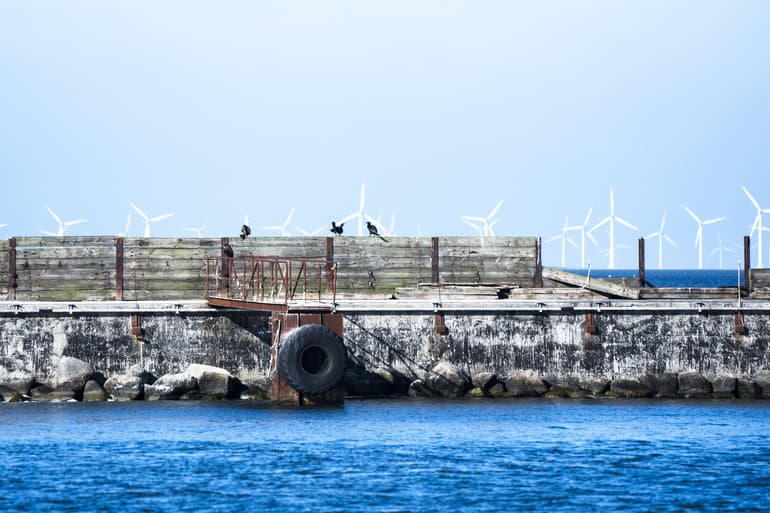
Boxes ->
[330,221,344,236]
[223,242,234,258]
[240,223,251,240]
[366,221,388,242]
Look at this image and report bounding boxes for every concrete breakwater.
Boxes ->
[2,299,770,402]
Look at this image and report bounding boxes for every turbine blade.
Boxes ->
[660,212,666,231]
[359,182,366,212]
[462,219,482,233]
[582,206,593,227]
[283,208,295,227]
[487,200,503,220]
[150,213,174,222]
[742,184,760,210]
[340,212,359,224]
[683,205,700,223]
[129,202,149,220]
[40,230,57,236]
[64,219,87,227]
[664,235,678,248]
[546,234,562,243]
[589,217,610,233]
[461,215,487,223]
[615,217,638,231]
[45,206,62,224]
[566,237,578,249]
[703,216,726,225]
[586,231,599,246]
[645,232,660,239]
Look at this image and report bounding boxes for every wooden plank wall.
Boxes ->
[2,236,539,301]
[750,268,770,296]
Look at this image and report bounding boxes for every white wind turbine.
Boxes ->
[295,224,325,236]
[116,213,132,237]
[547,216,578,268]
[460,200,503,237]
[129,202,174,238]
[567,206,598,269]
[589,189,638,269]
[41,205,86,237]
[341,181,379,236]
[741,185,770,268]
[645,213,678,269]
[683,205,726,269]
[185,224,206,238]
[264,208,295,237]
[708,233,735,270]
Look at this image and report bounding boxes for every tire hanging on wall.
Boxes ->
[277,324,347,395]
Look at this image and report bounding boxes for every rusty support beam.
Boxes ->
[585,312,597,335]
[744,235,751,293]
[638,237,646,288]
[115,237,124,300]
[7,237,16,300]
[533,237,543,288]
[220,237,230,292]
[326,237,334,293]
[432,237,440,284]
[735,312,746,336]
[130,313,143,338]
[434,312,446,335]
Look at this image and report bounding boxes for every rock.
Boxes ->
[408,379,437,398]
[373,367,412,395]
[241,380,271,400]
[752,370,770,399]
[144,383,181,401]
[155,372,197,393]
[472,372,498,391]
[39,388,77,402]
[0,385,23,403]
[82,380,108,402]
[504,370,548,397]
[607,378,654,398]
[467,387,486,398]
[737,378,760,399]
[29,383,53,399]
[488,382,507,397]
[145,372,198,400]
[51,356,94,394]
[711,376,737,399]
[344,368,392,397]
[426,361,471,398]
[0,370,36,395]
[544,376,582,398]
[640,373,678,398]
[678,371,712,399]
[187,364,242,400]
[580,378,610,396]
[128,365,157,385]
[104,375,145,401]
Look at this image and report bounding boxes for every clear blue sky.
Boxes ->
[1,1,769,269]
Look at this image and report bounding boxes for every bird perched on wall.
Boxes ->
[240,224,251,240]
[223,242,234,258]
[330,221,344,236]
[366,221,388,242]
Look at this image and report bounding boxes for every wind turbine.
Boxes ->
[0,223,7,230]
[741,185,770,268]
[116,213,132,237]
[340,181,379,236]
[683,205,726,269]
[295,224,325,236]
[645,213,678,269]
[547,216,578,268]
[42,205,86,237]
[460,200,503,237]
[589,189,638,269]
[567,206,598,269]
[185,224,206,238]
[264,208,295,237]
[708,233,735,270]
[129,202,174,238]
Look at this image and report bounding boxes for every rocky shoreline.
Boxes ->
[4,355,770,403]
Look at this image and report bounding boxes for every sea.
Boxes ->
[566,268,745,289]
[2,399,770,513]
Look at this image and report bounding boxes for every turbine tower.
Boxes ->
[129,202,174,237]
[589,189,638,269]
[683,205,726,269]
[546,216,578,268]
[741,185,770,268]
[42,206,86,237]
[340,181,380,236]
[567,206,598,269]
[460,200,503,237]
[645,213,678,269]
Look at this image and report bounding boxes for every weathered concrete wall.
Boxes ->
[0,312,273,383]
[2,308,770,386]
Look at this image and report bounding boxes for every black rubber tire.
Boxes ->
[277,324,347,395]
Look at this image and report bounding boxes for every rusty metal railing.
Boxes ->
[206,256,337,310]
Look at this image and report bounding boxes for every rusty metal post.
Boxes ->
[585,312,597,335]
[533,237,543,288]
[638,237,645,288]
[326,237,334,293]
[7,237,16,300]
[744,235,751,293]
[115,237,124,300]
[431,237,440,283]
[220,237,230,294]
[735,312,746,335]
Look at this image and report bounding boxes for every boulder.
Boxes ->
[711,376,737,399]
[344,368,391,397]
[39,388,77,402]
[144,383,181,401]
[408,379,437,398]
[426,361,471,398]
[640,373,678,398]
[82,380,108,402]
[607,378,654,398]
[0,370,36,395]
[241,380,271,400]
[471,372,498,391]
[580,378,610,396]
[51,356,94,394]
[373,367,412,395]
[145,372,198,400]
[544,376,583,398]
[488,382,507,398]
[155,372,197,392]
[104,375,144,401]
[677,371,712,399]
[752,370,770,399]
[737,378,760,399]
[504,370,548,397]
[0,385,23,403]
[187,364,241,400]
[29,383,53,400]
[128,365,157,385]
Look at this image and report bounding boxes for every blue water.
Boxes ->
[2,399,769,512]
[566,269,745,289]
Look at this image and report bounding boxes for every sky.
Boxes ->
[1,1,769,269]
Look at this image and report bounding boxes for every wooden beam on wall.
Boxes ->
[8,237,16,300]
[115,237,124,300]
